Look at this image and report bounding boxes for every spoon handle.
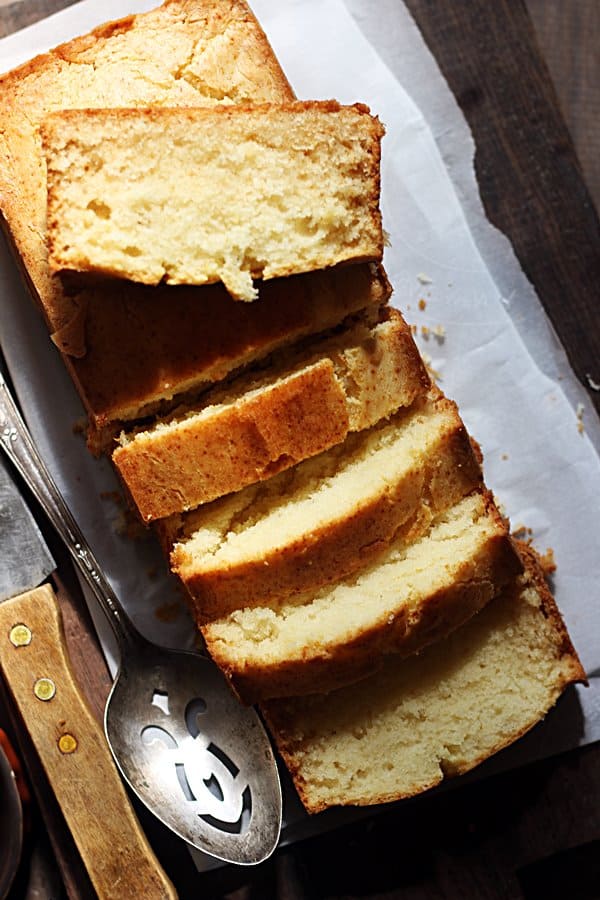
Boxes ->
[0,371,139,650]
[0,583,176,899]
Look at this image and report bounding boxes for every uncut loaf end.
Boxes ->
[43,102,385,301]
[261,543,585,813]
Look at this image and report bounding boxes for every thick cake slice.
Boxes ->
[43,102,384,301]
[261,544,585,813]
[201,491,522,703]
[169,387,481,617]
[88,266,389,452]
[114,308,429,521]
[0,0,388,449]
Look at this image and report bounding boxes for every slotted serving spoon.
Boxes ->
[0,370,282,866]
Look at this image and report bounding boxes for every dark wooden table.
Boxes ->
[1,1,599,898]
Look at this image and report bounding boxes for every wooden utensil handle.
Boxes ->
[0,584,176,899]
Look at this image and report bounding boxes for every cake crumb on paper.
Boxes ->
[421,352,442,382]
[419,323,446,344]
[539,547,556,575]
[418,298,427,311]
[417,272,432,285]
[576,403,585,435]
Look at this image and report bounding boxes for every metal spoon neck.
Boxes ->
[0,373,141,654]
[71,543,141,653]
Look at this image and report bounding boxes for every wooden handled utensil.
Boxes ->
[0,452,176,899]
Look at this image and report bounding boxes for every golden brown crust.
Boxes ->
[42,99,379,132]
[115,359,349,521]
[112,307,427,521]
[82,264,390,451]
[512,540,587,686]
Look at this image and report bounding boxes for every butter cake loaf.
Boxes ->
[261,544,585,813]
[0,0,388,449]
[201,490,522,703]
[169,387,482,618]
[43,102,384,301]
[113,308,428,521]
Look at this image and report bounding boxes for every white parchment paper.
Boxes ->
[1,0,599,871]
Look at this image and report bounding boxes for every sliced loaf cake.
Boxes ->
[169,387,482,617]
[261,544,585,813]
[201,490,522,703]
[0,0,388,450]
[43,102,384,301]
[113,308,429,521]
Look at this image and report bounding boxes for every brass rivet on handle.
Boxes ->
[58,733,78,754]
[34,677,56,701]
[9,623,32,646]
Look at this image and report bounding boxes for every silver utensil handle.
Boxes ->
[0,371,137,650]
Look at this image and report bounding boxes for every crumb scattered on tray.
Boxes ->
[419,323,446,344]
[539,547,556,575]
[421,352,442,382]
[576,402,585,435]
[100,489,147,540]
[418,298,427,311]
[417,272,432,285]
[501,453,509,460]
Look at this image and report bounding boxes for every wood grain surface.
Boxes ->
[528,0,600,212]
[0,585,175,900]
[403,0,600,417]
[0,1,599,899]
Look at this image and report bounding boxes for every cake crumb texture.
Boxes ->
[170,386,481,617]
[202,490,523,703]
[43,102,384,300]
[261,543,585,813]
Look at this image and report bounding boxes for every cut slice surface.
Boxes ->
[261,544,585,813]
[43,102,384,300]
[171,388,481,616]
[202,491,522,703]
